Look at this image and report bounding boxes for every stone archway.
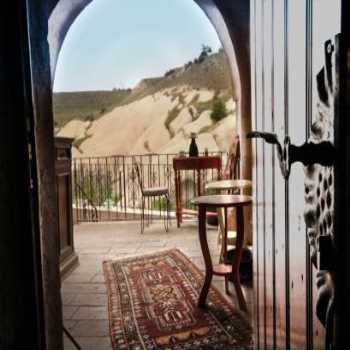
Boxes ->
[47,0,251,180]
[22,1,251,348]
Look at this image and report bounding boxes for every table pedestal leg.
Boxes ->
[175,171,181,228]
[197,206,212,308]
[222,207,230,295]
[232,205,247,311]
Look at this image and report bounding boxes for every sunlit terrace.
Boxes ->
[59,145,253,349]
[62,220,253,350]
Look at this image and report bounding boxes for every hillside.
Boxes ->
[55,49,238,157]
[53,89,131,129]
[122,49,235,105]
[54,49,234,126]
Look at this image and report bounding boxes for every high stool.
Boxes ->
[192,194,252,311]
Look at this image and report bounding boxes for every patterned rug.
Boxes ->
[103,249,252,350]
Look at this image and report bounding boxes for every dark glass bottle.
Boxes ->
[189,135,199,157]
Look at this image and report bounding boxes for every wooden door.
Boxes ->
[251,0,342,348]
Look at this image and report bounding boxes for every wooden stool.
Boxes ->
[192,194,252,311]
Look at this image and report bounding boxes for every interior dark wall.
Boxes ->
[0,1,47,349]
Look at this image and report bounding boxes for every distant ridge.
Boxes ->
[53,49,234,129]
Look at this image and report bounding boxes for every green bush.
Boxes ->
[210,98,227,122]
[151,197,175,211]
[194,45,212,64]
[75,169,114,207]
[164,105,181,137]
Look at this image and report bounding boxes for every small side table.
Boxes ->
[192,194,252,311]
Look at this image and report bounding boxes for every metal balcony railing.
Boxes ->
[72,152,230,222]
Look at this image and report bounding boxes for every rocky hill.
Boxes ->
[54,49,238,157]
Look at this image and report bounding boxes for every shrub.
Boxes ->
[165,105,181,137]
[151,197,175,211]
[188,106,195,120]
[164,68,176,77]
[185,61,192,70]
[85,114,94,122]
[210,98,227,122]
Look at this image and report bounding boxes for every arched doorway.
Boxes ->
[50,0,244,237]
[4,1,350,349]
[14,1,251,348]
[47,4,253,348]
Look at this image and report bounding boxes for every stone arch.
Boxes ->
[18,2,251,347]
[48,0,251,179]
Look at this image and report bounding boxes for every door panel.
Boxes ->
[272,0,287,347]
[253,0,266,347]
[251,0,341,348]
[287,1,308,348]
[262,0,275,346]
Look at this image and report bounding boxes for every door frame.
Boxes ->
[24,0,252,348]
[6,0,350,348]
[334,1,350,346]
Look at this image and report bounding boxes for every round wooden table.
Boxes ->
[192,194,252,311]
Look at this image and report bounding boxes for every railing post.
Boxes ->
[113,156,117,220]
[87,158,92,221]
[72,159,77,223]
[122,155,127,219]
[105,157,110,221]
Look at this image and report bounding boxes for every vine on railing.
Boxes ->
[74,183,98,222]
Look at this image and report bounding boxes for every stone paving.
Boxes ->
[62,220,253,349]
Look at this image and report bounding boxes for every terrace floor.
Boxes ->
[62,219,253,350]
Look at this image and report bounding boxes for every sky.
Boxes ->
[53,0,222,92]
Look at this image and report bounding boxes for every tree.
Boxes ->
[210,98,227,122]
[195,45,212,64]
[201,44,212,57]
